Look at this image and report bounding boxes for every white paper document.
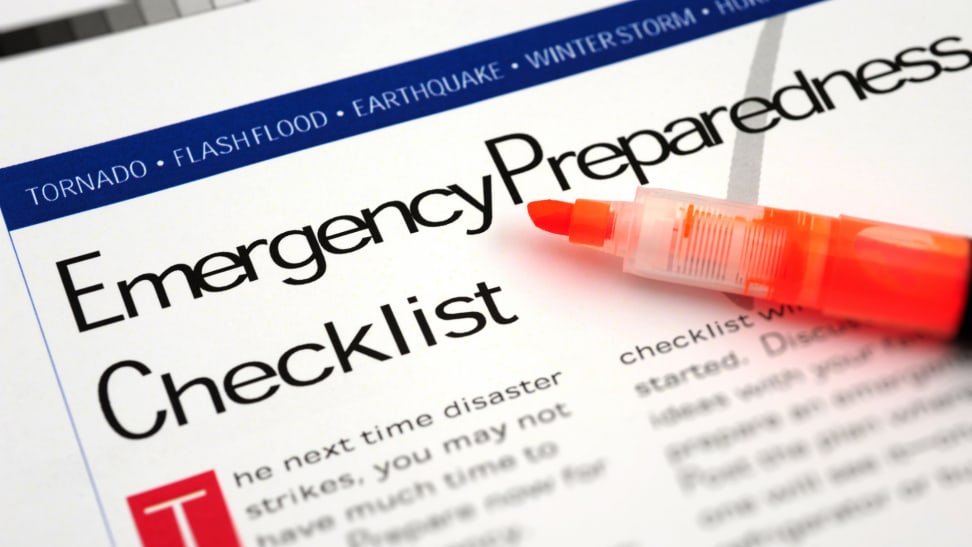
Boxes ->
[2,0,972,545]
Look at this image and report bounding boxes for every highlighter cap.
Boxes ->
[607,188,802,298]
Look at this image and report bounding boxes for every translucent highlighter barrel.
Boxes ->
[603,188,971,338]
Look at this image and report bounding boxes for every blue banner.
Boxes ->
[0,0,823,230]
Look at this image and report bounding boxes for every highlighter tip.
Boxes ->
[527,200,574,236]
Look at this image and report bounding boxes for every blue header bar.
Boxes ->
[0,0,822,230]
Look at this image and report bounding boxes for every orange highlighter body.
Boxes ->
[527,188,971,340]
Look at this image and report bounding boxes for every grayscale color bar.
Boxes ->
[103,4,146,31]
[137,0,179,23]
[69,12,110,39]
[174,0,214,16]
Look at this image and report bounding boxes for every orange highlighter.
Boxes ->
[527,188,972,341]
